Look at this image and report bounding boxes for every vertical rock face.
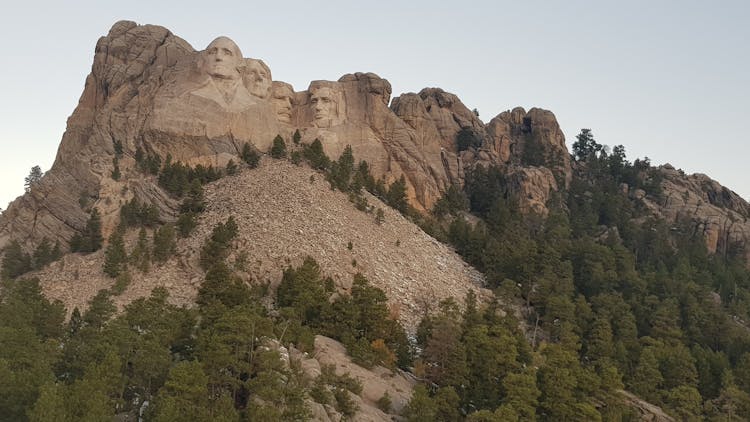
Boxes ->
[5,19,746,262]
[291,74,452,211]
[0,20,578,251]
[0,21,193,249]
[635,166,750,262]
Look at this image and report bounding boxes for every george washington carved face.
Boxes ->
[202,37,243,80]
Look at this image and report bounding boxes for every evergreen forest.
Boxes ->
[2,131,750,421]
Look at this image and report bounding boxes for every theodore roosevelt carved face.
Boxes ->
[271,82,294,123]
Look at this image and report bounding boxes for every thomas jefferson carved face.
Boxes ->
[203,37,243,80]
[272,82,294,123]
[311,87,337,126]
[246,59,272,99]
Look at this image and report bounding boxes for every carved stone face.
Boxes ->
[311,87,337,126]
[246,60,272,99]
[203,37,243,80]
[272,82,294,123]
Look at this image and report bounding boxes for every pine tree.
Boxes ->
[241,142,261,168]
[70,209,103,253]
[151,361,214,421]
[292,129,301,145]
[103,228,127,277]
[225,159,237,175]
[303,139,330,170]
[27,382,67,422]
[1,240,32,278]
[586,314,615,364]
[386,176,408,214]
[111,157,121,180]
[330,145,355,191]
[502,368,540,421]
[270,134,287,158]
[629,347,663,401]
[403,385,437,422]
[130,227,151,273]
[24,165,43,192]
[153,224,177,263]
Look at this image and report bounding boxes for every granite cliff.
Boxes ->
[0,20,572,251]
[0,18,748,277]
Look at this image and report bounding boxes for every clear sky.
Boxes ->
[1,0,748,211]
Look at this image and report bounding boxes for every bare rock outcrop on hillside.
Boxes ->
[636,165,750,262]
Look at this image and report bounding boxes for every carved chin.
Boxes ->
[208,65,237,79]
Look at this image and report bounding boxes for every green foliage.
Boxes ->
[2,240,32,279]
[302,139,330,170]
[135,147,162,175]
[375,208,385,225]
[241,142,261,168]
[328,145,355,191]
[24,165,44,193]
[199,217,238,271]
[129,227,151,273]
[152,224,177,263]
[572,128,602,161]
[292,129,301,145]
[403,385,437,422]
[276,258,411,369]
[150,360,214,421]
[113,139,123,157]
[0,277,64,421]
[376,391,392,413]
[158,155,222,198]
[120,198,160,227]
[225,159,238,175]
[385,175,408,214]
[270,134,287,158]
[177,212,198,237]
[103,227,127,278]
[32,238,61,270]
[456,127,482,151]
[521,132,546,167]
[433,185,468,217]
[69,208,104,253]
[111,157,121,181]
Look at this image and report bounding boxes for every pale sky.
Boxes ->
[1,1,748,211]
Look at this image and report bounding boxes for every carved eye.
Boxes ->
[222,48,233,56]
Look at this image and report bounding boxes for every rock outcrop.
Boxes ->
[635,165,750,263]
[0,21,577,252]
[1,19,748,269]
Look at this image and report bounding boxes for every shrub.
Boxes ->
[153,224,177,263]
[241,143,261,168]
[270,135,287,159]
[376,391,392,413]
[70,208,104,253]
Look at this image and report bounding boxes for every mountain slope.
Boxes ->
[32,159,485,330]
